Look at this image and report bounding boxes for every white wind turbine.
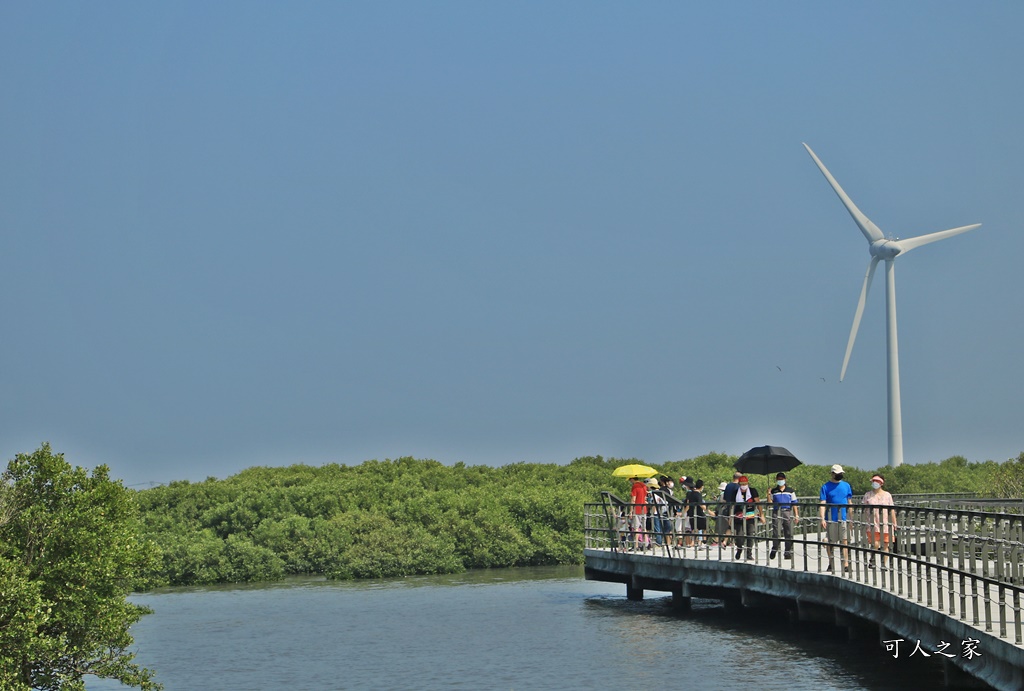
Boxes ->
[803,143,980,468]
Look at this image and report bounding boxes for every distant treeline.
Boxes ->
[135,452,1024,587]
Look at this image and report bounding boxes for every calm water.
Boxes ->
[87,566,949,690]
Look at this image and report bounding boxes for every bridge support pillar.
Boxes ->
[723,592,743,613]
[627,575,643,601]
[671,583,691,611]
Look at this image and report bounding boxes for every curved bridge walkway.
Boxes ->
[584,495,1024,691]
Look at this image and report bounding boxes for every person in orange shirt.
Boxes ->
[629,477,648,550]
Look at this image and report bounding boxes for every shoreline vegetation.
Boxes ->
[2,445,1022,690]
[134,451,1024,589]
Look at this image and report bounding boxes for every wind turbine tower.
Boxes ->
[803,143,980,468]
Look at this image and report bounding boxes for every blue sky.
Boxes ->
[2,3,1020,486]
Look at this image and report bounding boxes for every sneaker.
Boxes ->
[769,550,777,559]
[825,563,834,573]
[783,553,793,560]
[735,550,742,560]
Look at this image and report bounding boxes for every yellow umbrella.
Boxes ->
[611,464,659,478]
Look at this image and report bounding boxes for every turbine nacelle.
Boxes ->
[869,239,903,260]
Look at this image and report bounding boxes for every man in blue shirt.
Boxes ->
[769,472,799,560]
[818,464,853,573]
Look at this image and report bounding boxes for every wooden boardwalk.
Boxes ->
[585,501,1024,690]
[607,534,1024,648]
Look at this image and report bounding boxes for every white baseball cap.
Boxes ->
[831,464,844,474]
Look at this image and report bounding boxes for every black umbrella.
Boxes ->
[733,446,802,476]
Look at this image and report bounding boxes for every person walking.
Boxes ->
[647,478,668,546]
[721,471,742,546]
[686,479,710,546]
[769,472,799,560]
[629,477,648,550]
[819,464,853,572]
[659,476,683,547]
[862,474,897,569]
[732,476,764,560]
[714,481,731,546]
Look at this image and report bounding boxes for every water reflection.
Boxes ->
[84,566,953,691]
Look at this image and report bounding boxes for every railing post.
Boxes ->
[969,514,979,579]
[999,584,1007,639]
[981,517,992,579]
[984,581,993,633]
[971,576,980,626]
[895,509,905,597]
[1015,589,1022,645]
[996,540,1006,584]
[957,535,967,620]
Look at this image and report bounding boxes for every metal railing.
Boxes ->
[585,493,1024,645]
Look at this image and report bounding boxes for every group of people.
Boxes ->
[623,464,899,572]
[717,471,793,561]
[624,475,713,549]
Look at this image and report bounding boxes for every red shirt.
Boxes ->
[631,481,648,514]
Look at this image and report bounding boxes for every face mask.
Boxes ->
[777,480,786,487]
[739,485,748,491]
[667,482,674,488]
[871,482,881,490]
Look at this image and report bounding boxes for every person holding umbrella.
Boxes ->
[732,446,802,558]
[629,476,648,550]
[734,446,803,495]
[610,464,659,550]
[732,475,765,560]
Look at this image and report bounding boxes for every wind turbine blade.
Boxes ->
[803,143,885,244]
[841,256,879,381]
[896,223,981,254]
